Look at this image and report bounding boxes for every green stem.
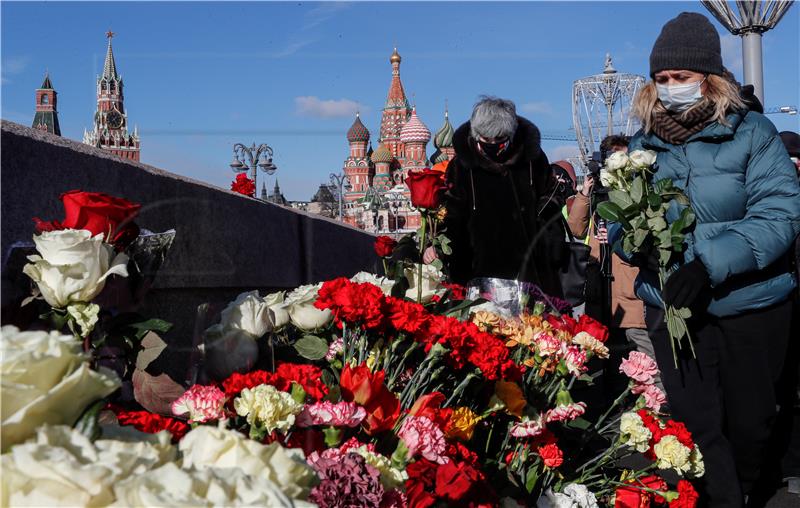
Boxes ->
[417,214,427,303]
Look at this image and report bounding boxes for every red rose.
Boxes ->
[670,480,699,508]
[231,173,256,197]
[546,314,577,335]
[34,190,141,248]
[340,363,385,405]
[538,443,564,468]
[362,385,401,435]
[614,485,648,508]
[406,168,446,209]
[374,235,397,258]
[576,314,609,342]
[276,363,328,400]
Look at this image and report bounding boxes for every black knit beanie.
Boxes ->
[650,12,723,77]
[779,131,800,158]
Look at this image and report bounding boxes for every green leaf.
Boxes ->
[633,229,648,248]
[525,468,540,493]
[294,335,329,360]
[659,248,672,266]
[647,193,662,209]
[290,382,307,404]
[74,400,105,442]
[675,307,692,319]
[135,331,167,371]
[630,176,644,203]
[666,313,688,340]
[431,258,444,271]
[680,207,696,228]
[129,319,173,333]
[608,189,634,209]
[566,417,591,430]
[646,216,667,232]
[653,178,672,194]
[596,202,631,228]
[657,230,671,247]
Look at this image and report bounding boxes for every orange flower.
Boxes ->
[494,381,526,417]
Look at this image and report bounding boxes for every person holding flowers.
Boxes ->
[620,12,800,507]
[427,96,567,296]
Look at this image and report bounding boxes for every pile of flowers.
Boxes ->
[2,188,705,507]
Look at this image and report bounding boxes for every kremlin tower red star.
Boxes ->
[83,31,141,161]
[341,48,455,233]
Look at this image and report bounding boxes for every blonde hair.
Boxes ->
[632,74,747,134]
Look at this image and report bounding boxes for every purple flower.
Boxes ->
[308,453,385,508]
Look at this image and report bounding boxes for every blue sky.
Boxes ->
[2,1,798,201]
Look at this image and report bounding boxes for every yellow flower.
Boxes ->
[471,311,504,333]
[493,381,527,417]
[233,384,303,434]
[446,407,481,441]
[653,435,692,474]
[435,206,447,221]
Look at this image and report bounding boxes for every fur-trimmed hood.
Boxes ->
[452,116,543,174]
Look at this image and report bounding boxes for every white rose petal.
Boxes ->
[604,150,630,172]
[404,264,445,303]
[23,230,128,309]
[220,291,274,338]
[264,291,290,329]
[0,327,120,451]
[66,303,100,337]
[283,283,333,331]
[351,271,394,295]
[628,149,657,170]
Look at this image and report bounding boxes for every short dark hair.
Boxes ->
[600,134,630,154]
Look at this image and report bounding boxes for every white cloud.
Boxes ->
[720,34,743,76]
[521,101,555,116]
[294,96,365,118]
[547,144,580,163]
[1,56,29,84]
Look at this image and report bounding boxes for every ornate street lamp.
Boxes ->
[701,0,795,104]
[329,172,352,221]
[230,142,277,195]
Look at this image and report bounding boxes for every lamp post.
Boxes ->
[329,172,351,221]
[230,143,277,195]
[701,0,795,105]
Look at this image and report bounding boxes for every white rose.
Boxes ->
[599,169,617,189]
[110,463,295,507]
[220,290,274,338]
[22,229,129,309]
[66,303,100,337]
[562,483,600,508]
[264,291,290,329]
[283,283,333,331]
[351,271,394,295]
[404,264,444,303]
[604,150,630,172]
[1,425,175,507]
[179,425,317,499]
[1,327,120,451]
[628,149,657,170]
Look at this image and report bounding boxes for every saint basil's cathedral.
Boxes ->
[341,49,455,233]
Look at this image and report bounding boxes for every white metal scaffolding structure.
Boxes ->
[572,54,645,166]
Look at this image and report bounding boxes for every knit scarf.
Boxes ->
[652,102,716,145]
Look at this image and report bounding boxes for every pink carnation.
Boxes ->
[620,351,660,384]
[397,415,449,464]
[510,415,547,438]
[296,400,367,428]
[546,402,587,423]
[171,384,227,423]
[535,332,562,357]
[340,437,374,454]
[562,344,588,376]
[325,337,344,361]
[632,383,667,412]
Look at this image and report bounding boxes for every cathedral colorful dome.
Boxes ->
[400,108,431,144]
[371,143,393,164]
[346,114,370,143]
[434,112,454,149]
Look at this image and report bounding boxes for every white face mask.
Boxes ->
[656,77,706,112]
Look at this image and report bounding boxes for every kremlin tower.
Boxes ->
[32,73,61,136]
[343,113,372,201]
[83,31,140,161]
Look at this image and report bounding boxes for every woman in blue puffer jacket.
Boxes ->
[622,12,800,507]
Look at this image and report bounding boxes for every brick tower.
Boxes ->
[32,73,61,136]
[378,48,412,167]
[343,113,372,202]
[83,31,141,161]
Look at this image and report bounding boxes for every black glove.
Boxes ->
[662,259,710,309]
[630,250,660,272]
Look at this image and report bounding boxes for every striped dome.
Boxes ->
[434,112,454,148]
[346,114,370,142]
[371,143,392,163]
[400,108,431,144]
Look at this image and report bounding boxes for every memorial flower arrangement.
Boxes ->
[2,189,704,507]
[596,150,697,366]
[230,173,256,197]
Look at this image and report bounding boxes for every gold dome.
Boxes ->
[390,48,401,64]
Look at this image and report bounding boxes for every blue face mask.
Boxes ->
[656,77,706,112]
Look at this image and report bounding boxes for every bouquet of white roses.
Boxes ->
[596,150,696,366]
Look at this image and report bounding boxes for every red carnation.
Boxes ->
[386,297,431,337]
[222,370,288,398]
[114,409,189,441]
[576,314,609,342]
[670,480,699,508]
[276,363,328,400]
[538,443,564,468]
[406,459,438,508]
[615,475,669,507]
[231,173,256,197]
[374,235,397,258]
[315,278,387,329]
[441,282,467,300]
[406,168,446,209]
[34,190,141,248]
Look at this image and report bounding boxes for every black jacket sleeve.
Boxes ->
[441,157,474,284]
